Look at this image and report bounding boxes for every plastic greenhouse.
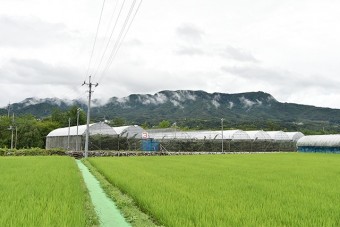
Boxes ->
[113,125,145,139]
[46,122,117,150]
[245,131,271,141]
[148,130,250,141]
[286,132,305,142]
[297,135,340,153]
[266,131,290,141]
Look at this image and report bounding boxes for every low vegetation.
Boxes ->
[0,156,98,226]
[0,147,66,156]
[89,153,340,226]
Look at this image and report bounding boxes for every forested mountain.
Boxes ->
[2,90,340,132]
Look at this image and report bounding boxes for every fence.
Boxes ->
[87,135,296,152]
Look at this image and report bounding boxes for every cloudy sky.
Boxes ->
[1,0,340,108]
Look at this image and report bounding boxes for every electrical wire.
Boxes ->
[98,0,143,84]
[91,0,127,81]
[84,0,106,82]
[97,0,141,81]
[96,0,137,79]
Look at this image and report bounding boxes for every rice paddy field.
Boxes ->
[88,153,340,227]
[0,156,97,226]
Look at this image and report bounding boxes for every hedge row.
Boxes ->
[0,148,66,156]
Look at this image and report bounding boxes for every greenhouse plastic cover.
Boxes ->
[47,122,117,137]
[148,130,250,141]
[286,132,305,142]
[297,135,340,147]
[266,131,290,141]
[113,125,145,137]
[245,131,271,141]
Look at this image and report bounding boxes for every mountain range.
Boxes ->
[2,90,340,131]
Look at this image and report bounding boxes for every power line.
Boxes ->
[92,0,127,81]
[84,0,107,81]
[98,0,141,81]
[99,0,143,84]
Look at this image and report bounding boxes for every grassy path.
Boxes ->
[76,160,130,227]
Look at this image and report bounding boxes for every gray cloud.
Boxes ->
[0,58,81,85]
[220,46,259,62]
[221,65,340,94]
[176,24,204,43]
[175,47,205,56]
[0,16,69,47]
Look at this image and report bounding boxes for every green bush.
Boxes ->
[0,148,66,156]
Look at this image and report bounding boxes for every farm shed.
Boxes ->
[245,131,271,141]
[266,131,290,141]
[286,132,305,142]
[113,125,145,139]
[46,122,117,150]
[297,135,340,153]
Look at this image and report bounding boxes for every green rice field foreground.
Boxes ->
[0,156,97,226]
[89,153,340,227]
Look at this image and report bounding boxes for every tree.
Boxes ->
[158,120,171,128]
[67,106,86,126]
[15,115,47,148]
[110,117,126,127]
[0,116,11,148]
[51,106,86,127]
[51,108,67,126]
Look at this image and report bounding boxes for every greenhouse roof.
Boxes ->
[245,131,271,141]
[286,132,305,141]
[266,131,290,141]
[148,130,250,140]
[297,135,340,147]
[113,125,144,135]
[47,122,117,137]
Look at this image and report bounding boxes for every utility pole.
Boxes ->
[10,113,15,150]
[67,117,71,150]
[173,122,177,139]
[15,126,18,149]
[7,102,10,118]
[82,75,98,158]
[221,118,224,152]
[76,108,80,151]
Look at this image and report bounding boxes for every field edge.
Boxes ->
[82,159,162,227]
[75,158,100,227]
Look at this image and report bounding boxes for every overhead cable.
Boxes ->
[91,0,127,81]
[84,0,106,81]
[98,0,141,81]
[99,0,143,84]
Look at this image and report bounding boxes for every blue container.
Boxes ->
[142,139,160,152]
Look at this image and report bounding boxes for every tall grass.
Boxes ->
[0,156,97,226]
[89,153,340,227]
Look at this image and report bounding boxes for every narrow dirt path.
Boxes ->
[76,160,130,227]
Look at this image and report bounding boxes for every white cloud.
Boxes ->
[0,0,340,110]
[239,97,256,109]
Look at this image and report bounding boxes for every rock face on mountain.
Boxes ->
[2,90,340,130]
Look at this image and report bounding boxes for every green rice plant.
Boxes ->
[0,156,98,226]
[89,153,340,227]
